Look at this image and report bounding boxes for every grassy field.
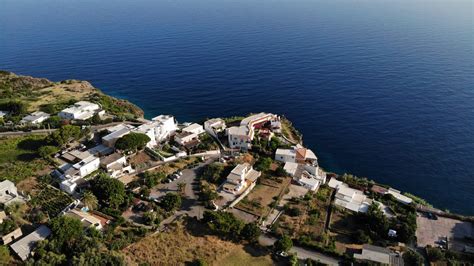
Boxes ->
[0,136,48,183]
[123,221,273,266]
[275,185,333,244]
[236,176,291,218]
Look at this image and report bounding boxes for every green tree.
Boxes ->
[426,246,444,262]
[49,216,83,251]
[115,132,150,152]
[403,250,424,266]
[274,235,293,252]
[38,145,59,160]
[202,211,244,239]
[83,191,98,210]
[241,222,261,242]
[71,250,124,266]
[0,100,27,116]
[48,125,82,146]
[0,245,11,265]
[44,115,63,128]
[141,171,165,188]
[254,157,272,172]
[91,174,126,208]
[200,163,225,183]
[160,193,182,212]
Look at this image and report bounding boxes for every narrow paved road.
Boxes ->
[258,235,341,265]
[0,121,141,137]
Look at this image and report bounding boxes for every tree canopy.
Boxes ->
[115,132,150,152]
[274,235,293,252]
[160,193,182,212]
[91,173,126,208]
[47,125,82,147]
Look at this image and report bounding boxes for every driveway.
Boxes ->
[154,159,217,229]
[258,234,340,265]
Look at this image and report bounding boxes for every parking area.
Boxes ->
[416,212,474,251]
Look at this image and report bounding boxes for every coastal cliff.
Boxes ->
[0,70,144,120]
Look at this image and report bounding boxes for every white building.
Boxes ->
[222,163,261,194]
[354,244,403,265]
[0,180,25,206]
[297,173,321,191]
[100,153,134,178]
[20,111,50,125]
[151,115,178,142]
[387,188,413,205]
[182,123,205,135]
[204,118,226,137]
[227,126,252,151]
[58,101,101,120]
[283,162,326,192]
[57,155,100,194]
[329,178,372,213]
[133,123,158,148]
[10,225,51,261]
[102,124,134,148]
[65,209,104,230]
[174,131,199,146]
[227,113,280,151]
[275,145,318,165]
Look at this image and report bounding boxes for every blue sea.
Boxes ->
[1,0,473,214]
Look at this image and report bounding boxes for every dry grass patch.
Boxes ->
[236,176,291,218]
[123,222,273,266]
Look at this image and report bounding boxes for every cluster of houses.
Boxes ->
[227,112,281,151]
[1,100,106,127]
[328,178,412,215]
[0,205,109,261]
[275,144,327,192]
[53,114,178,195]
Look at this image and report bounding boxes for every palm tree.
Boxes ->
[83,191,98,210]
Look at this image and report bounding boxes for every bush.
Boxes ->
[38,145,59,160]
[426,246,444,262]
[403,250,424,265]
[274,235,293,252]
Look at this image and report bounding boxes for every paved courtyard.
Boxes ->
[416,213,474,251]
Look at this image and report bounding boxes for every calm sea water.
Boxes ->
[1,0,473,214]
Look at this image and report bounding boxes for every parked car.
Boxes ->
[427,212,438,220]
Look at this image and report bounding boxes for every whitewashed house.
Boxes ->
[0,180,26,206]
[100,153,134,178]
[204,118,226,137]
[275,145,317,165]
[227,126,252,151]
[328,178,372,213]
[174,131,199,146]
[222,163,261,194]
[65,209,104,230]
[227,113,280,151]
[151,115,178,142]
[57,154,100,194]
[102,124,134,147]
[20,111,50,125]
[182,123,205,135]
[133,123,158,148]
[58,101,101,120]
